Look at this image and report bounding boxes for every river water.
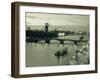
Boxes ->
[26,35,89,67]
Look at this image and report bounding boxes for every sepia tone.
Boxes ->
[25,12,90,67]
[11,2,97,78]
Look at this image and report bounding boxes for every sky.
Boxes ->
[25,12,89,32]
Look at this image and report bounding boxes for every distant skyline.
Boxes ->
[25,12,89,32]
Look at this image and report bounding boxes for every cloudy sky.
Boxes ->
[25,12,89,31]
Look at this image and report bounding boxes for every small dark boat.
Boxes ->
[54,47,68,57]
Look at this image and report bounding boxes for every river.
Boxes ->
[26,35,89,67]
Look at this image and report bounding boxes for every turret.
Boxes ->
[45,23,49,32]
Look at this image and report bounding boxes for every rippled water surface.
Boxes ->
[26,36,89,67]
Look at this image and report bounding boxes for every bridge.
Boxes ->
[26,37,87,45]
[26,29,87,45]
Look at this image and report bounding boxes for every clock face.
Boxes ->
[45,23,49,26]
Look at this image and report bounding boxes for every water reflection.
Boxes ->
[26,40,89,67]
